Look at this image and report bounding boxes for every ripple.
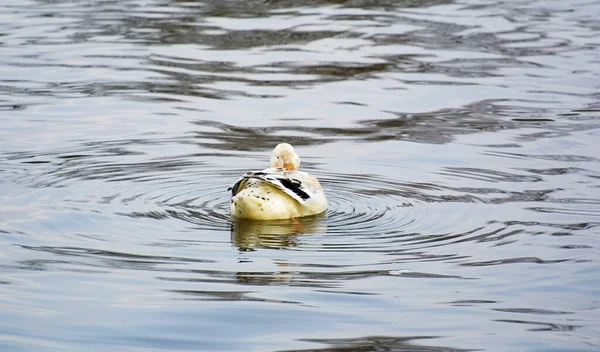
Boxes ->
[319,173,435,245]
[4,139,594,259]
[0,138,468,245]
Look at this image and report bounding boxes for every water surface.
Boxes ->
[1,0,599,351]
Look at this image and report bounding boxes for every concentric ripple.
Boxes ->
[2,144,472,248]
[1,145,236,232]
[322,172,418,236]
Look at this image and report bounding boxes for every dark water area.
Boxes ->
[1,0,599,351]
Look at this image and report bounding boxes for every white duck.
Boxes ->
[230,143,327,220]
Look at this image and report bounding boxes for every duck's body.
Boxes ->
[230,144,327,220]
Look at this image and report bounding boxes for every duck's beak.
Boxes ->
[284,162,295,170]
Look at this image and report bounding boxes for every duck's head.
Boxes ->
[270,143,300,171]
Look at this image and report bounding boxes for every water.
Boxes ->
[1,0,599,351]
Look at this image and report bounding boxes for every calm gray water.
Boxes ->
[1,0,599,351]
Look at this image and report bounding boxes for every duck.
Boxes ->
[229,143,327,220]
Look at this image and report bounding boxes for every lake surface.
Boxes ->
[1,0,599,351]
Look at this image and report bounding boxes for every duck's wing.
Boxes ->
[230,168,315,204]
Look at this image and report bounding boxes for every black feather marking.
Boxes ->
[231,169,313,203]
[279,178,310,200]
[230,179,243,196]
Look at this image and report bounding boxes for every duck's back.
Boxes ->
[230,169,327,220]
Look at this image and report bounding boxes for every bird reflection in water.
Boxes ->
[232,214,326,286]
[231,213,326,251]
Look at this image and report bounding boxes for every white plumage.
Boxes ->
[230,143,327,220]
